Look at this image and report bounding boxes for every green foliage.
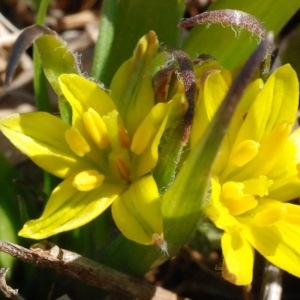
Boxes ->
[92,0,185,85]
[34,35,80,96]
[33,0,51,111]
[34,34,79,122]
[183,0,300,69]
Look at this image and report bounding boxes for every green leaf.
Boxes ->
[94,0,185,85]
[35,34,80,97]
[35,34,80,122]
[182,0,300,69]
[5,24,79,121]
[33,0,51,112]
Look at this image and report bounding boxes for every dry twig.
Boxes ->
[0,267,24,300]
[0,240,186,300]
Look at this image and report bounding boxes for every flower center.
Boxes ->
[103,110,132,182]
[65,103,166,184]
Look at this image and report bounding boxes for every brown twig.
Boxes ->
[0,240,184,300]
[0,268,24,300]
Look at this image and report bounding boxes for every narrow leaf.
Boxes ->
[34,34,80,97]
[182,0,300,69]
[96,0,185,85]
[5,25,54,86]
[33,0,51,111]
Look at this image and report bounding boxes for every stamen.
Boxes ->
[72,170,105,191]
[118,125,131,149]
[65,127,90,157]
[221,181,258,216]
[222,181,244,200]
[231,140,259,167]
[243,176,272,197]
[103,110,123,150]
[83,108,109,149]
[114,158,131,182]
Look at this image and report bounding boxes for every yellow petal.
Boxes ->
[191,70,229,148]
[222,230,254,285]
[214,79,263,175]
[205,177,237,230]
[19,177,122,239]
[111,175,163,245]
[235,78,263,118]
[244,202,300,278]
[131,103,169,177]
[221,66,298,180]
[110,31,158,135]
[234,64,298,143]
[58,74,116,129]
[267,128,300,200]
[131,103,168,155]
[254,206,285,227]
[0,112,91,178]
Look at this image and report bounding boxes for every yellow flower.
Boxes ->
[192,64,300,285]
[0,32,186,245]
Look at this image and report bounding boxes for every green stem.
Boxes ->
[33,0,51,111]
[33,0,53,217]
